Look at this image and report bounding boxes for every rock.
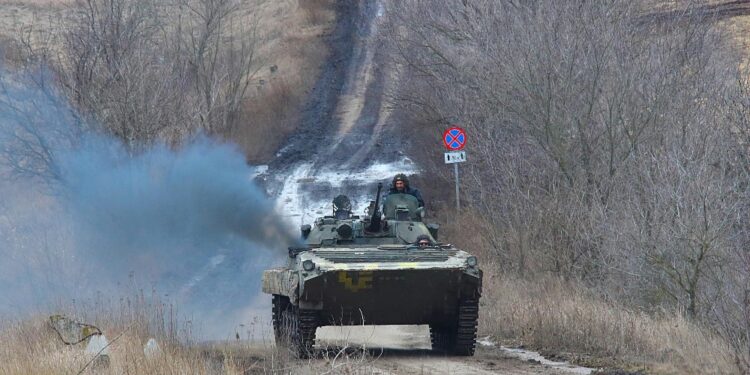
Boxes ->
[49,315,102,345]
[85,334,110,356]
[144,338,161,358]
[85,334,111,369]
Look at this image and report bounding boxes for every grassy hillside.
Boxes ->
[397,1,750,373]
[0,0,335,162]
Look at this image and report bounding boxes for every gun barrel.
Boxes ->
[369,183,383,231]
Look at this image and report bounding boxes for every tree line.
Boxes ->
[386,0,750,371]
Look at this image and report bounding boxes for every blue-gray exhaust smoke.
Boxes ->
[0,72,292,339]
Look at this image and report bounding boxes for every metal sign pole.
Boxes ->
[443,125,467,212]
[454,163,460,211]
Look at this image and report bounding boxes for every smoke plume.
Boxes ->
[0,71,293,338]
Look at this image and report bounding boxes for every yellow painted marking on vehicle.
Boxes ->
[364,264,380,270]
[337,271,373,292]
[397,262,419,268]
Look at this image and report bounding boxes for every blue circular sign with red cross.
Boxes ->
[443,126,466,151]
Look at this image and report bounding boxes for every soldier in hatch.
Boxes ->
[387,173,424,207]
[415,234,433,248]
[332,195,353,219]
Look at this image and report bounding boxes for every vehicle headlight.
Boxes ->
[466,256,478,267]
[302,260,316,271]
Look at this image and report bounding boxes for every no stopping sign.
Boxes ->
[443,126,466,151]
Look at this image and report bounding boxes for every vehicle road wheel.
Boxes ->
[275,298,319,358]
[271,295,288,346]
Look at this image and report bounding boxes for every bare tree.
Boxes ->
[385,0,746,366]
[6,0,264,151]
[0,70,84,187]
[175,0,262,134]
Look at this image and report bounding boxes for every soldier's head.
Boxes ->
[392,173,409,192]
[332,195,352,219]
[416,234,432,247]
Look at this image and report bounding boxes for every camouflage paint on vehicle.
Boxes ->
[263,187,482,358]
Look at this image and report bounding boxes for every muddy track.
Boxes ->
[268,1,359,170]
[314,326,589,374]
[269,0,395,173]
[265,0,416,222]
[371,349,574,375]
[639,0,750,24]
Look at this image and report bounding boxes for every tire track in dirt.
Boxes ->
[266,0,416,223]
[316,326,589,374]
[638,0,750,24]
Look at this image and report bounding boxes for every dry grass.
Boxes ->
[721,14,750,73]
[0,0,336,163]
[0,316,302,375]
[644,0,750,72]
[431,210,738,375]
[299,0,332,25]
[1,318,220,375]
[230,77,301,163]
[0,292,380,375]
[232,0,335,162]
[479,275,736,374]
[0,328,375,375]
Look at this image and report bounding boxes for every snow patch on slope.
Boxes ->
[273,157,418,226]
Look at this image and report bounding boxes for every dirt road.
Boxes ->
[639,0,750,24]
[315,326,592,375]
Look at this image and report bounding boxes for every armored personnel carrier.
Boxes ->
[262,183,482,358]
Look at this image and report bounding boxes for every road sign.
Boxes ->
[443,126,466,151]
[442,126,467,211]
[444,151,466,164]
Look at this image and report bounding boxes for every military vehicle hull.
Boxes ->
[305,269,479,325]
[263,189,481,358]
[263,246,482,357]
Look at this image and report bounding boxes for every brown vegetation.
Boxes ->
[229,0,335,162]
[390,1,750,373]
[484,273,735,373]
[0,0,334,162]
[0,293,378,375]
[435,212,736,374]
